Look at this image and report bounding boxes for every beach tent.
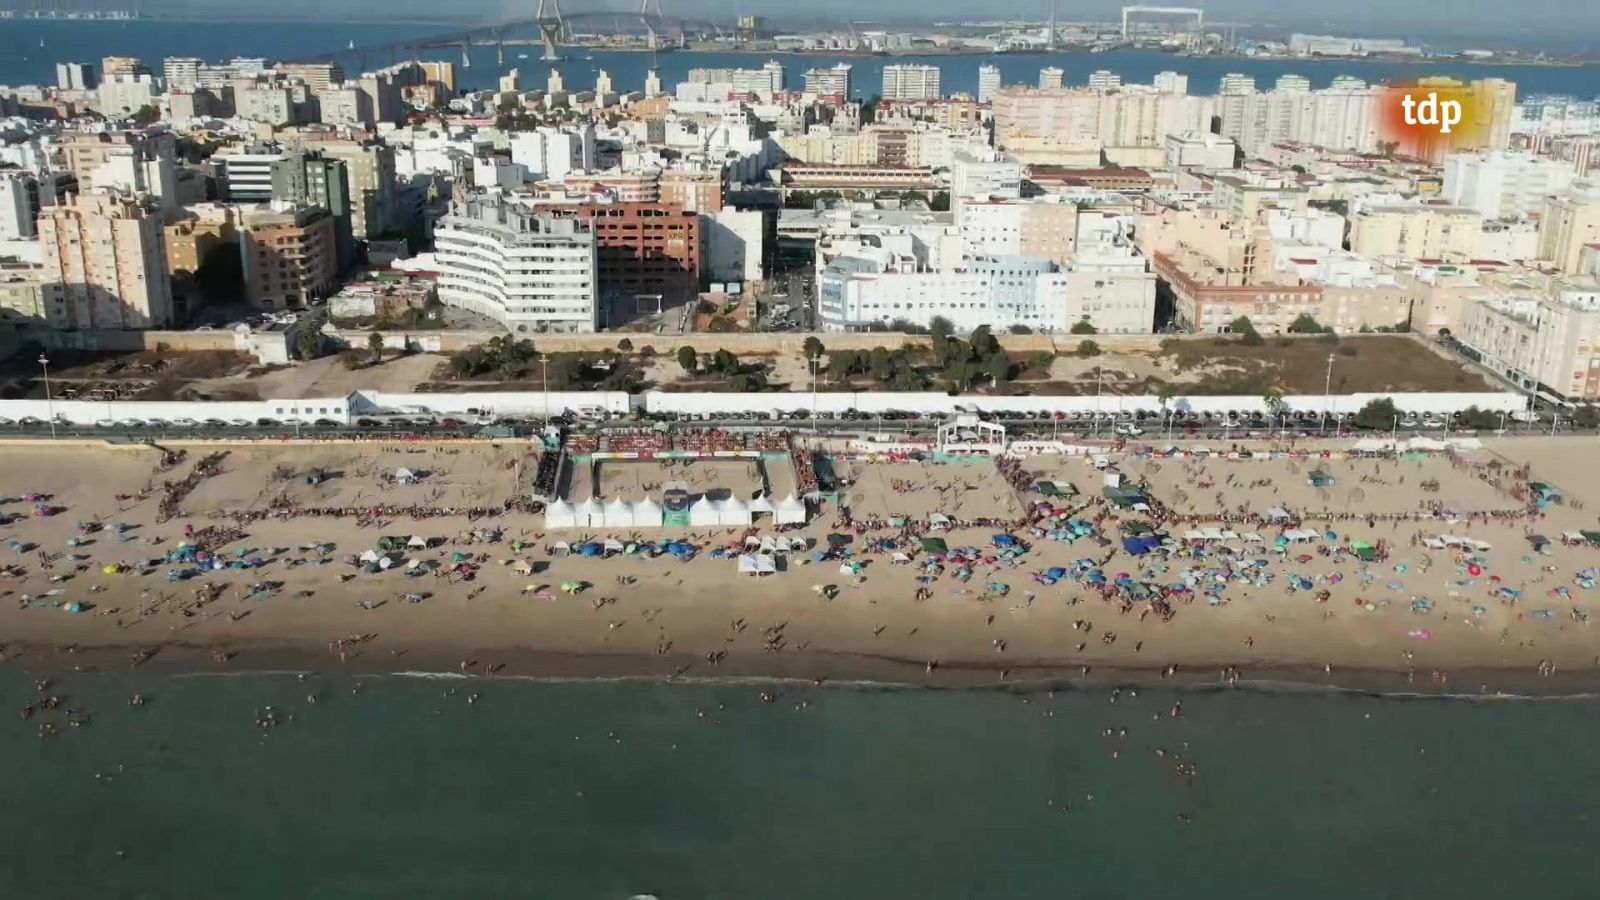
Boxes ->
[358,549,381,564]
[572,498,601,529]
[1350,540,1379,562]
[603,538,625,555]
[928,512,952,530]
[395,467,419,485]
[631,497,663,528]
[603,497,633,529]
[717,495,752,527]
[759,535,780,554]
[738,553,778,576]
[919,537,949,554]
[545,499,578,529]
[407,535,429,549]
[775,494,808,526]
[553,540,571,557]
[1267,507,1292,522]
[748,494,777,519]
[689,495,720,527]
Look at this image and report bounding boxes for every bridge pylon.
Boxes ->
[537,0,566,61]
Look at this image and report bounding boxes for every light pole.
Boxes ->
[1093,367,1104,438]
[539,354,550,425]
[1391,414,1399,443]
[1319,353,1334,437]
[809,355,820,437]
[38,354,55,439]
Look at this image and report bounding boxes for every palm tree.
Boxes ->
[1262,387,1285,432]
[1156,383,1178,439]
[368,332,385,364]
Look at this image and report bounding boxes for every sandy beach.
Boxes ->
[2,435,1599,694]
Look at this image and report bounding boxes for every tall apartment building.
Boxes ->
[272,153,356,271]
[100,56,149,78]
[1086,70,1122,92]
[163,203,238,321]
[1460,280,1600,399]
[162,57,202,91]
[977,64,1001,103]
[818,255,1070,333]
[1443,150,1577,219]
[564,203,702,305]
[882,64,942,101]
[0,171,38,241]
[803,64,852,98]
[239,204,339,309]
[288,139,399,241]
[38,190,173,330]
[433,193,598,333]
[215,147,290,203]
[1153,71,1188,94]
[659,169,725,213]
[1538,181,1600,273]
[55,62,95,91]
[1039,67,1064,90]
[276,61,345,93]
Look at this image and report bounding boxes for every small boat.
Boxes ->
[347,39,355,50]
[584,53,594,60]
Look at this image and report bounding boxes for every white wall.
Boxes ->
[352,390,630,416]
[0,396,351,426]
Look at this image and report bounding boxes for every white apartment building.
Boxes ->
[1460,280,1600,400]
[433,193,598,333]
[1086,70,1122,92]
[1153,71,1188,94]
[881,65,942,101]
[215,149,288,203]
[803,64,852,97]
[97,73,156,117]
[1165,131,1236,169]
[1443,150,1577,219]
[950,150,1023,206]
[1039,67,1064,90]
[818,252,1068,333]
[1062,244,1157,333]
[977,64,1001,103]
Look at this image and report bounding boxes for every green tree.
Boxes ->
[1076,340,1102,358]
[1352,397,1400,431]
[984,351,1012,383]
[1229,316,1263,346]
[1069,319,1098,335]
[829,349,861,377]
[712,349,740,375]
[1262,387,1285,423]
[928,191,951,212]
[297,328,323,361]
[1008,324,1034,335]
[368,332,385,363]
[1287,314,1325,333]
[676,345,698,373]
[970,325,1000,359]
[868,346,895,381]
[128,104,159,125]
[1575,405,1600,429]
[803,336,825,360]
[1027,350,1055,371]
[891,366,927,391]
[616,337,633,353]
[930,316,955,342]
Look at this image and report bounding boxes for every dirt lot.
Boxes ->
[0,351,257,401]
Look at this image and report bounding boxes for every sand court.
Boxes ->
[566,458,768,503]
[841,460,1025,522]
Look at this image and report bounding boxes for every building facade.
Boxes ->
[38,190,174,329]
[433,194,598,332]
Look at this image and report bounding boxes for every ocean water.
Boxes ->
[2,19,1600,97]
[0,668,1594,899]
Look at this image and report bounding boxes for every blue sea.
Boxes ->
[2,19,1600,98]
[0,666,1595,899]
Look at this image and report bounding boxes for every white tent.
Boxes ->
[717,495,752,526]
[358,549,381,563]
[572,498,601,528]
[552,540,571,557]
[631,497,663,528]
[395,467,419,484]
[928,512,951,530]
[603,538,625,554]
[407,535,429,549]
[545,500,577,529]
[775,493,807,525]
[748,494,776,518]
[759,535,779,554]
[737,553,778,575]
[603,497,632,529]
[689,495,720,527]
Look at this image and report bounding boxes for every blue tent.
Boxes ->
[1046,567,1067,579]
[667,542,695,559]
[992,534,1018,547]
[580,543,603,557]
[1122,536,1161,555]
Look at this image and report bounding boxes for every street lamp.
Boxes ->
[539,354,551,425]
[809,355,820,437]
[1319,353,1334,437]
[38,354,55,439]
[1093,367,1104,438]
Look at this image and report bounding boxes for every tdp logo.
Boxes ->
[1401,92,1463,134]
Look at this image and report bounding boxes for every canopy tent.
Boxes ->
[717,495,752,526]
[571,498,601,528]
[394,467,419,484]
[545,499,578,529]
[602,497,633,529]
[689,495,721,527]
[748,494,777,518]
[928,513,952,530]
[737,553,778,575]
[919,537,949,554]
[775,494,808,526]
[407,535,430,549]
[759,535,780,554]
[631,497,663,528]
[1267,507,1292,521]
